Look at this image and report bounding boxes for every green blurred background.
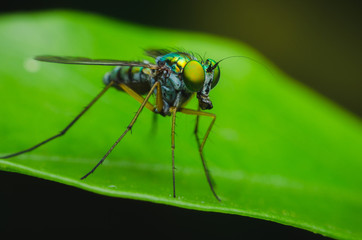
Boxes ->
[1,0,360,238]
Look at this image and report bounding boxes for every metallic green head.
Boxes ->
[182,58,220,110]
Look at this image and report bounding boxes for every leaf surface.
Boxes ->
[0,11,361,239]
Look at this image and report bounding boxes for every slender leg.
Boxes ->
[179,108,220,201]
[193,107,216,193]
[194,106,201,146]
[154,81,164,113]
[118,83,155,112]
[0,82,114,159]
[119,82,162,136]
[118,81,163,113]
[170,107,177,198]
[80,81,161,180]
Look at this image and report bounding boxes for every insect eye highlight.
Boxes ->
[182,60,205,92]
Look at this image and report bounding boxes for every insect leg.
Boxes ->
[0,82,114,159]
[150,82,164,135]
[194,106,201,144]
[170,107,177,198]
[193,107,217,194]
[119,81,163,113]
[118,83,155,112]
[178,108,220,201]
[155,81,164,113]
[80,81,161,180]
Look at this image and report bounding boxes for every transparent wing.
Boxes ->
[144,48,196,60]
[34,55,159,69]
[144,49,172,58]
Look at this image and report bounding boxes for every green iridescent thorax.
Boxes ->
[158,53,192,74]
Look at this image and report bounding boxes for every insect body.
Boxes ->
[104,51,220,115]
[1,49,221,201]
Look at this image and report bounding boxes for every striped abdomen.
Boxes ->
[103,66,153,95]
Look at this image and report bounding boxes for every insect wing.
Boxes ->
[144,49,172,58]
[34,55,158,69]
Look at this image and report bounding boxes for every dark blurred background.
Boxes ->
[2,0,361,116]
[1,0,360,237]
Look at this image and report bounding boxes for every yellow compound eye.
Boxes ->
[182,60,205,92]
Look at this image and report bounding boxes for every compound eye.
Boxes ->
[182,60,205,92]
[206,59,220,89]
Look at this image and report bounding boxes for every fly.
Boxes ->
[1,49,224,201]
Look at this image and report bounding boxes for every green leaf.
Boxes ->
[0,10,361,239]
